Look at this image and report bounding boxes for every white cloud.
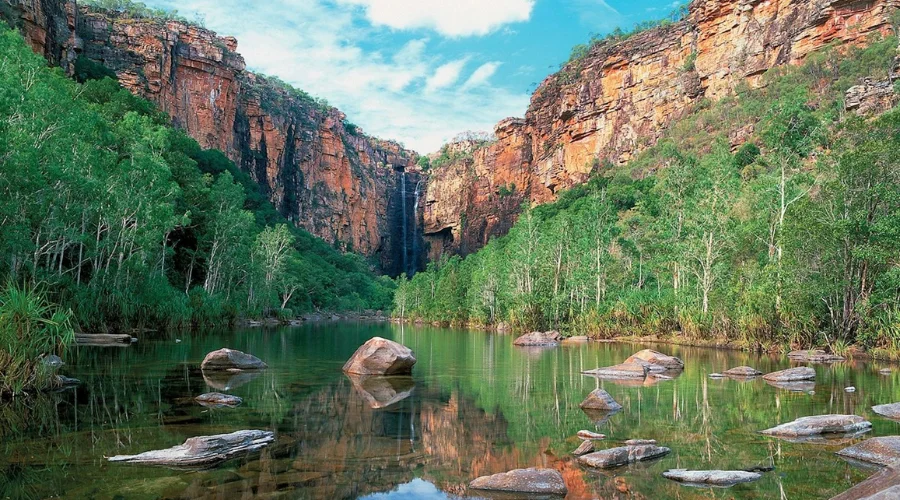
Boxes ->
[425,59,468,92]
[144,0,530,153]
[337,0,535,37]
[462,62,501,89]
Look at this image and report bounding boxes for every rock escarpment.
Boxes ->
[423,0,900,259]
[2,0,425,275]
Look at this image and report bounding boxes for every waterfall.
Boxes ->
[410,179,422,276]
[401,171,408,275]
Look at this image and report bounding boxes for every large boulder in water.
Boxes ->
[760,414,871,437]
[663,469,762,486]
[108,430,274,468]
[624,349,684,370]
[201,348,268,371]
[762,366,815,382]
[873,403,900,420]
[579,389,622,411]
[513,331,562,346]
[578,442,670,469]
[342,337,416,375]
[723,366,762,377]
[837,436,900,467]
[469,468,567,495]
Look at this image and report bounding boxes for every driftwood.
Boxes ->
[108,430,274,468]
[76,334,136,346]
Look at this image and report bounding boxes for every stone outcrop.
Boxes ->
[342,337,416,376]
[2,1,424,275]
[468,468,567,495]
[422,0,900,259]
[108,430,275,467]
[579,388,622,411]
[201,348,268,371]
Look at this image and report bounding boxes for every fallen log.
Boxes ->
[108,430,274,468]
[76,334,136,346]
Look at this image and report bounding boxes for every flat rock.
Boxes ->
[513,331,562,346]
[342,337,416,375]
[573,440,594,456]
[709,373,725,379]
[832,467,900,500]
[663,469,762,486]
[762,366,815,382]
[347,374,414,409]
[582,362,654,379]
[724,366,762,377]
[562,335,589,344]
[577,444,670,469]
[624,349,684,370]
[195,393,243,408]
[837,436,900,467]
[788,349,845,363]
[201,348,268,371]
[468,468,567,495]
[624,439,657,446]
[577,430,605,440]
[579,389,622,411]
[760,415,871,437]
[108,430,275,468]
[873,403,900,419]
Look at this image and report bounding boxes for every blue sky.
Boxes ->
[145,0,685,153]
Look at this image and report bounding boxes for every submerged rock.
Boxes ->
[709,373,725,378]
[578,443,670,469]
[723,366,762,377]
[577,430,605,440]
[342,337,416,375]
[873,403,900,419]
[468,468,567,495]
[202,370,260,391]
[837,436,900,467]
[663,469,762,486]
[195,392,242,408]
[765,379,816,393]
[108,430,275,468]
[513,331,562,346]
[573,440,594,456]
[788,349,845,363]
[201,348,268,371]
[582,408,621,426]
[54,375,81,388]
[624,349,684,370]
[880,368,893,375]
[579,389,622,411]
[831,468,900,500]
[583,362,653,379]
[347,374,414,409]
[762,366,815,382]
[760,414,871,437]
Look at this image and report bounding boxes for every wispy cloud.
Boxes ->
[145,0,530,153]
[336,0,535,37]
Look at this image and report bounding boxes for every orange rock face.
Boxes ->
[424,0,898,259]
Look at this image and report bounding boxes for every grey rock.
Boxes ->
[723,366,762,377]
[663,469,762,486]
[578,444,670,469]
[577,430,605,440]
[195,392,243,408]
[762,366,815,382]
[579,389,622,411]
[709,373,725,379]
[513,331,562,346]
[573,440,594,456]
[837,436,900,467]
[469,468,567,495]
[342,337,416,375]
[201,348,268,371]
[873,403,900,419]
[846,386,856,393]
[108,430,275,468]
[760,414,871,437]
[788,349,845,363]
[41,355,64,369]
[582,362,653,379]
[624,349,684,370]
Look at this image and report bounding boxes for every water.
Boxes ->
[400,172,408,275]
[2,323,899,499]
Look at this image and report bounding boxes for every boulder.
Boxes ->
[41,355,64,369]
[663,469,762,486]
[873,403,900,419]
[788,349,845,363]
[108,430,275,468]
[624,349,684,370]
[837,436,900,467]
[578,443,670,469]
[577,430,605,440]
[342,337,416,375]
[762,366,815,382]
[513,331,562,346]
[724,366,762,377]
[195,392,243,408]
[468,468,567,495]
[582,362,653,379]
[579,389,622,411]
[573,440,594,456]
[760,415,872,437]
[201,348,268,371]
[562,335,589,344]
[347,374,414,409]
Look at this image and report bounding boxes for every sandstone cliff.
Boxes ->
[424,0,899,259]
[3,1,425,275]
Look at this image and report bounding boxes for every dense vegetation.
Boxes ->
[0,27,394,334]
[397,37,900,355]
[81,0,196,25]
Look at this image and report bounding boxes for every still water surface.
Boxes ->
[2,322,900,499]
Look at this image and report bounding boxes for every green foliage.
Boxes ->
[399,37,900,351]
[82,0,193,24]
[0,27,393,332]
[682,51,698,72]
[416,156,431,170]
[73,55,118,83]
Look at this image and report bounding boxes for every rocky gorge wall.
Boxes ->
[2,0,425,276]
[423,0,900,259]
